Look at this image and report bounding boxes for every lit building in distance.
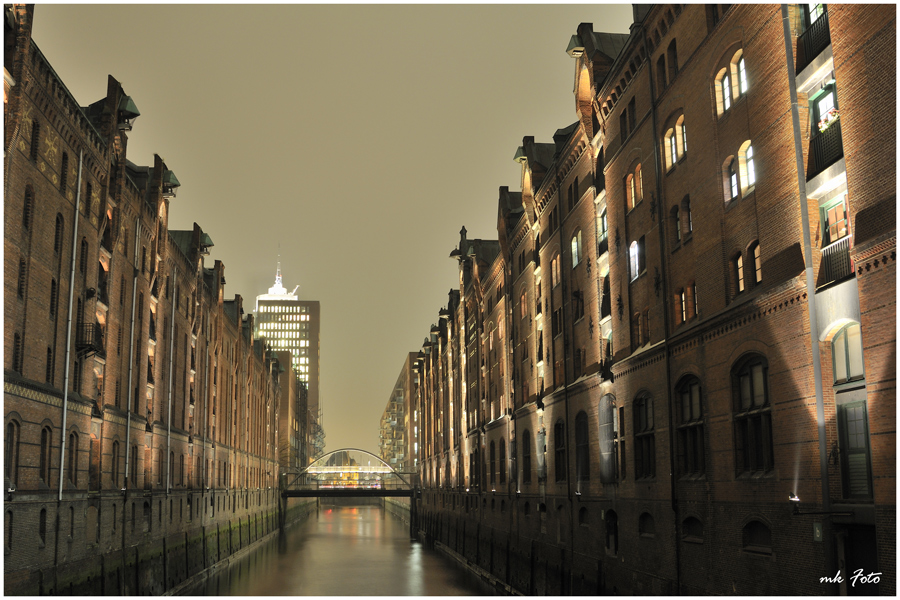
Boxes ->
[255,264,324,460]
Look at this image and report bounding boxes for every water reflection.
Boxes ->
[185,504,494,596]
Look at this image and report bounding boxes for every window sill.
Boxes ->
[682,232,693,244]
[742,547,774,559]
[626,199,643,215]
[682,535,704,545]
[677,153,688,165]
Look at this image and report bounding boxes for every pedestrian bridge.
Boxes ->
[281,448,416,498]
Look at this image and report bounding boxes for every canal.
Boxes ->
[180,503,495,595]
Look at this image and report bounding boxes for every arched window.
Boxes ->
[79,238,89,282]
[30,121,41,161]
[732,355,773,474]
[744,145,756,187]
[749,241,762,285]
[720,68,732,112]
[5,421,20,487]
[738,55,749,95]
[12,333,23,374]
[639,512,656,537]
[732,253,745,296]
[499,439,506,484]
[676,115,687,155]
[571,230,582,267]
[629,241,640,281]
[578,506,589,526]
[521,430,532,484]
[673,206,682,243]
[575,411,590,483]
[551,253,561,288]
[737,141,756,194]
[112,441,120,488]
[45,347,53,384]
[519,289,527,320]
[554,420,567,483]
[682,516,704,543]
[742,520,772,555]
[833,323,864,384]
[725,158,738,200]
[664,128,677,170]
[50,278,58,316]
[60,152,69,193]
[657,55,667,91]
[17,258,26,299]
[54,214,64,254]
[682,197,693,234]
[676,376,705,476]
[634,394,655,479]
[489,441,496,485]
[40,426,52,484]
[68,431,77,486]
[667,39,678,81]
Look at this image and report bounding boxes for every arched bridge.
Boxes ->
[281,448,417,498]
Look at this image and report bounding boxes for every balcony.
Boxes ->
[819,236,854,288]
[807,120,843,180]
[796,10,831,73]
[76,323,104,357]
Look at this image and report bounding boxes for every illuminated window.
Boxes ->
[571,230,582,267]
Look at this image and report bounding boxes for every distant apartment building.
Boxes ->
[408,4,895,596]
[380,352,418,472]
[255,267,324,461]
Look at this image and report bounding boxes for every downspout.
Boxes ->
[58,150,83,501]
[781,4,830,513]
[641,25,681,594]
[124,218,141,481]
[165,269,178,494]
[123,217,140,554]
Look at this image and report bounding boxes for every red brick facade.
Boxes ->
[4,6,311,594]
[408,4,895,595]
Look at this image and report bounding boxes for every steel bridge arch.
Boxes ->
[288,447,413,489]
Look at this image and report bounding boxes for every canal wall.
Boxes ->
[384,497,410,524]
[5,491,315,595]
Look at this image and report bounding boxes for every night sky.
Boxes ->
[33,4,633,454]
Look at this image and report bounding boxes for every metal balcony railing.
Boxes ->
[807,119,843,180]
[820,236,854,287]
[797,10,831,73]
[75,323,104,357]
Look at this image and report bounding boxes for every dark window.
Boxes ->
[682,516,704,542]
[68,431,77,486]
[5,421,20,487]
[45,347,54,384]
[667,40,678,81]
[49,279,58,316]
[39,509,47,545]
[79,238,88,282]
[30,121,41,161]
[12,333,23,373]
[575,411,590,483]
[489,441,496,485]
[634,395,655,479]
[112,441,120,488]
[676,376,705,476]
[732,355,774,474]
[598,394,620,482]
[17,259,26,299]
[554,420,567,482]
[60,152,68,193]
[522,430,532,484]
[639,512,656,537]
[628,97,636,132]
[54,214,64,254]
[40,427,52,484]
[742,520,772,555]
[499,439,506,484]
[605,510,618,554]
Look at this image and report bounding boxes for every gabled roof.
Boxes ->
[169,230,194,261]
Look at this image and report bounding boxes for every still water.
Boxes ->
[183,504,495,596]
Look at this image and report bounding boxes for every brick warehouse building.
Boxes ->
[401,4,895,595]
[4,5,314,595]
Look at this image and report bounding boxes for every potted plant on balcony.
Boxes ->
[818,107,839,132]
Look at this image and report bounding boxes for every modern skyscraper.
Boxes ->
[255,264,324,459]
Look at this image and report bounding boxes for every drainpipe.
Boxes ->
[781,3,831,514]
[165,269,178,494]
[58,150,83,501]
[641,25,681,594]
[124,220,140,491]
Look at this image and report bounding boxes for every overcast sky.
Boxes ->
[33,4,634,454]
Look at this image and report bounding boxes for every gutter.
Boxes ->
[166,269,178,494]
